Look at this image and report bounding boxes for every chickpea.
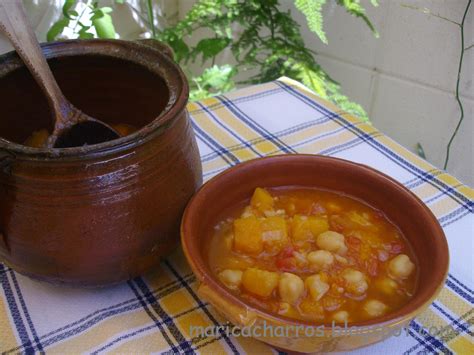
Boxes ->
[332,310,349,323]
[334,254,348,264]
[305,274,330,301]
[218,269,243,290]
[376,277,398,295]
[316,231,348,255]
[277,302,299,319]
[279,273,305,304]
[279,302,291,314]
[342,268,368,295]
[388,254,415,279]
[363,299,387,317]
[307,250,334,270]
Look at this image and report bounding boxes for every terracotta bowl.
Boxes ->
[0,39,202,286]
[181,155,449,353]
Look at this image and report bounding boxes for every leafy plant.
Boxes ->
[47,0,379,121]
[157,0,378,120]
[190,65,237,101]
[296,0,378,44]
[47,0,117,41]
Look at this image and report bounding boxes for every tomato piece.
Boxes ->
[346,235,361,251]
[322,296,343,312]
[279,245,294,258]
[366,257,379,277]
[311,202,326,215]
[276,257,297,272]
[388,242,403,254]
[329,215,345,233]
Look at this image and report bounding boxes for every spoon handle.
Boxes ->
[0,0,70,123]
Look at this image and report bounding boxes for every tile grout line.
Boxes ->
[314,55,474,102]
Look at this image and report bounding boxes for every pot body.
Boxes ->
[0,40,202,286]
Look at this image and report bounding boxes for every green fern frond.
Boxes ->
[295,0,328,44]
[336,0,379,37]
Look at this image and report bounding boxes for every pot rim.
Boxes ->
[0,39,189,161]
[181,154,449,330]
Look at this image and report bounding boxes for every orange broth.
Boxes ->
[207,187,418,324]
[23,123,138,148]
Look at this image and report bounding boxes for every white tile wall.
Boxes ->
[371,74,473,171]
[313,55,377,112]
[285,0,473,185]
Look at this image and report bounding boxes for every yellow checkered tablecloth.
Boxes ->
[0,77,473,354]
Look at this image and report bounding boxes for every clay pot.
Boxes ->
[0,39,202,286]
[181,155,448,353]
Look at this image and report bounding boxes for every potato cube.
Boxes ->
[242,268,279,297]
[233,217,263,254]
[261,216,288,252]
[250,187,274,213]
[305,274,330,301]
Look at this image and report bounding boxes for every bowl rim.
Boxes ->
[0,39,189,161]
[181,154,449,330]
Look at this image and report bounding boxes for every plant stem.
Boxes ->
[444,0,471,170]
[72,0,90,32]
[127,4,151,25]
[146,0,157,38]
[268,6,275,39]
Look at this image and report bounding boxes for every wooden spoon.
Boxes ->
[0,1,119,148]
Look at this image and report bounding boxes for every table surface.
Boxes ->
[1,77,472,354]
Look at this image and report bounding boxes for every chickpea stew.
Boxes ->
[23,124,138,148]
[207,187,418,324]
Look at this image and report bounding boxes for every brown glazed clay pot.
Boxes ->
[0,39,202,286]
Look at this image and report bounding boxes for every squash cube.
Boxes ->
[250,187,274,213]
[291,215,312,241]
[308,216,329,236]
[261,216,288,252]
[299,298,325,320]
[233,216,263,254]
[291,215,329,241]
[242,268,279,297]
